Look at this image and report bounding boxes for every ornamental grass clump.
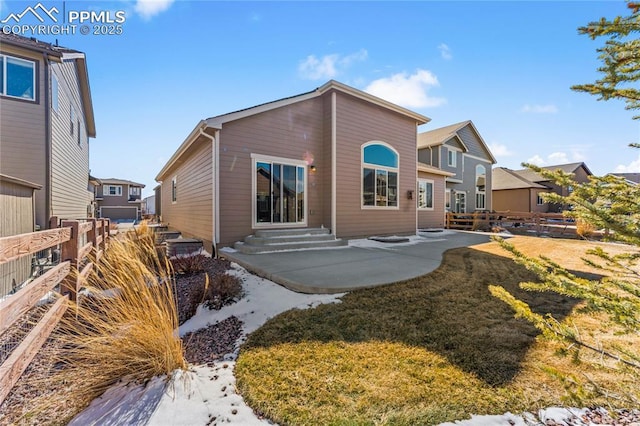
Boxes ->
[18,223,187,423]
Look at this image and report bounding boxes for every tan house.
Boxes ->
[492,162,593,212]
[0,33,96,228]
[94,178,145,221]
[156,80,448,250]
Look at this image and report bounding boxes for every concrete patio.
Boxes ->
[220,230,492,293]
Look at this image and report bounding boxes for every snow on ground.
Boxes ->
[72,260,597,426]
[70,262,344,425]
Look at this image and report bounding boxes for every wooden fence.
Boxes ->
[446,211,578,237]
[0,217,110,404]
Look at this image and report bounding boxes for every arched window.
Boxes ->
[362,142,399,208]
[475,164,486,210]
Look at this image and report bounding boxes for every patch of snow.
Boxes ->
[72,263,343,425]
[438,407,590,426]
[349,234,440,249]
[219,246,237,253]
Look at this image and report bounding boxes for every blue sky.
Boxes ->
[2,0,639,197]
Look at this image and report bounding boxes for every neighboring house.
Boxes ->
[492,162,593,213]
[610,173,640,185]
[95,178,145,221]
[417,121,496,213]
[0,33,96,229]
[417,163,455,229]
[142,195,156,216]
[156,80,437,248]
[492,167,550,212]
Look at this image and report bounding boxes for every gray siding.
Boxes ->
[440,144,463,181]
[0,46,47,228]
[0,178,37,297]
[417,171,446,229]
[459,157,493,211]
[217,97,326,246]
[50,61,90,220]
[457,125,493,160]
[334,91,417,238]
[160,137,214,247]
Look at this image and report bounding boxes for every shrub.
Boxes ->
[200,273,243,311]
[171,253,208,275]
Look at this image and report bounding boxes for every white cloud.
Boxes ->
[548,152,569,164]
[438,43,452,60]
[364,69,446,109]
[488,142,513,157]
[134,0,174,20]
[526,154,546,166]
[614,153,640,172]
[298,49,368,80]
[521,104,559,114]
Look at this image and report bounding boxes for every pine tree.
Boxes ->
[571,2,640,119]
[489,1,640,406]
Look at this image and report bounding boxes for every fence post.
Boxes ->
[87,218,97,258]
[60,220,79,301]
[48,216,59,230]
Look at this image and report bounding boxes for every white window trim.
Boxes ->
[171,176,177,204]
[446,147,457,167]
[361,141,400,210]
[445,189,451,211]
[0,54,36,101]
[417,178,434,211]
[103,185,122,197]
[475,164,487,211]
[251,153,308,229]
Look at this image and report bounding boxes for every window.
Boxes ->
[475,165,486,210]
[103,185,122,196]
[129,186,141,201]
[537,194,545,205]
[417,179,434,209]
[362,142,399,208]
[253,157,306,225]
[70,107,75,136]
[447,148,457,167]
[445,189,451,211]
[51,74,59,112]
[171,177,177,203]
[0,54,36,100]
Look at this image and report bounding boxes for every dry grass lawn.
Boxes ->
[235,236,640,426]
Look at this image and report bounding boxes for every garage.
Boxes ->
[100,206,138,221]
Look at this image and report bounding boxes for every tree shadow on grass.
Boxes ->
[242,247,587,386]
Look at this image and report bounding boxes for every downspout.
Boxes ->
[331,92,337,236]
[43,53,51,229]
[199,127,218,258]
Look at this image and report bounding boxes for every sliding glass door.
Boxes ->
[255,157,306,226]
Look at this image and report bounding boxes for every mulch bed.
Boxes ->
[182,316,243,366]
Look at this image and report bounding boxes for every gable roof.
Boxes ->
[492,167,546,190]
[98,178,145,187]
[417,120,497,163]
[157,80,431,180]
[611,172,640,184]
[417,162,456,177]
[513,162,592,183]
[0,33,96,138]
[205,80,430,128]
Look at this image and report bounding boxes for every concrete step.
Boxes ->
[244,233,336,246]
[234,238,347,254]
[254,228,330,238]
